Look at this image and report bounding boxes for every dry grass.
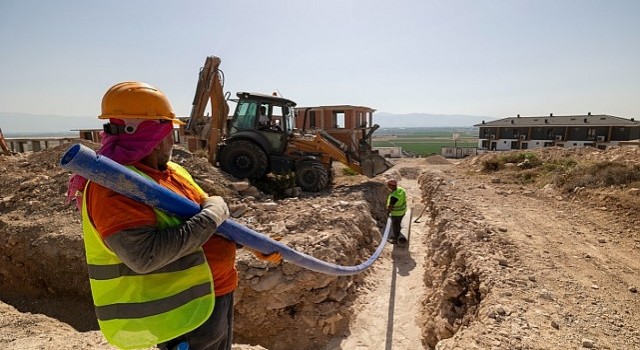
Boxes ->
[478,148,640,191]
[481,152,542,172]
[554,161,640,192]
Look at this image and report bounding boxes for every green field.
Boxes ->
[373,127,478,156]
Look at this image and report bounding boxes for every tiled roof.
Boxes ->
[475,114,639,127]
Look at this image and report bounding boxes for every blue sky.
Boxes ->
[1,0,639,121]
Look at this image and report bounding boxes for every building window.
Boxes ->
[333,112,345,128]
[587,128,596,140]
[309,111,316,128]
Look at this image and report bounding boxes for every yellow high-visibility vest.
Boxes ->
[81,162,214,349]
[387,186,407,217]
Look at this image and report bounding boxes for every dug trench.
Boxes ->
[417,170,492,349]
[2,143,470,349]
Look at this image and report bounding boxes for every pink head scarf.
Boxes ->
[66,119,174,210]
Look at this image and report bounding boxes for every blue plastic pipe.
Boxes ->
[60,144,390,276]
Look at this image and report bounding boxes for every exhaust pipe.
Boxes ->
[60,144,390,276]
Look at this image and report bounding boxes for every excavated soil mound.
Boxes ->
[424,155,451,165]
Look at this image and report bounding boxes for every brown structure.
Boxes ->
[294,105,377,155]
[74,129,102,143]
[4,136,77,153]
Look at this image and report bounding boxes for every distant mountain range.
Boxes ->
[0,111,495,136]
[0,113,103,136]
[374,112,495,128]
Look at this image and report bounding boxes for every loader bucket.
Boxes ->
[361,154,394,177]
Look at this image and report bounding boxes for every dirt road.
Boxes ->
[329,157,639,349]
[445,163,640,349]
[325,176,428,349]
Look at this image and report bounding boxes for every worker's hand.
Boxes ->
[246,246,282,264]
[200,196,229,227]
[253,250,283,264]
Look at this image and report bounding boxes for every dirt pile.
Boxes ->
[230,181,389,349]
[468,146,640,218]
[0,143,97,330]
[424,155,451,165]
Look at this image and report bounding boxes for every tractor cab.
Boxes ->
[227,92,297,156]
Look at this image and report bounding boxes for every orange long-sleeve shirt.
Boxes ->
[85,162,238,296]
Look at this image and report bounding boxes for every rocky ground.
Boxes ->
[1,143,639,349]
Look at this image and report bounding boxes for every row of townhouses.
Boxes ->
[474,113,640,151]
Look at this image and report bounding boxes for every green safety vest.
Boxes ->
[81,162,214,349]
[387,186,407,217]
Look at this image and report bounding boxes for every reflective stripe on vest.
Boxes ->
[386,186,407,216]
[82,162,214,349]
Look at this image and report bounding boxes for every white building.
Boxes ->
[373,146,403,158]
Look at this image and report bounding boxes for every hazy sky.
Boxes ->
[1,0,639,120]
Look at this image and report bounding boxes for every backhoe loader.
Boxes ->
[184,55,392,192]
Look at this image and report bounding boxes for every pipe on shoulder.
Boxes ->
[60,143,390,276]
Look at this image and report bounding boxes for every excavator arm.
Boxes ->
[185,56,229,163]
[291,133,363,174]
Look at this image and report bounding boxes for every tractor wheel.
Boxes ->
[296,160,329,192]
[219,140,268,180]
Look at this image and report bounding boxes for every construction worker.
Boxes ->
[386,179,407,244]
[258,105,269,126]
[66,81,281,350]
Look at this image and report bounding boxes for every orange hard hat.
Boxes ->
[98,81,184,125]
